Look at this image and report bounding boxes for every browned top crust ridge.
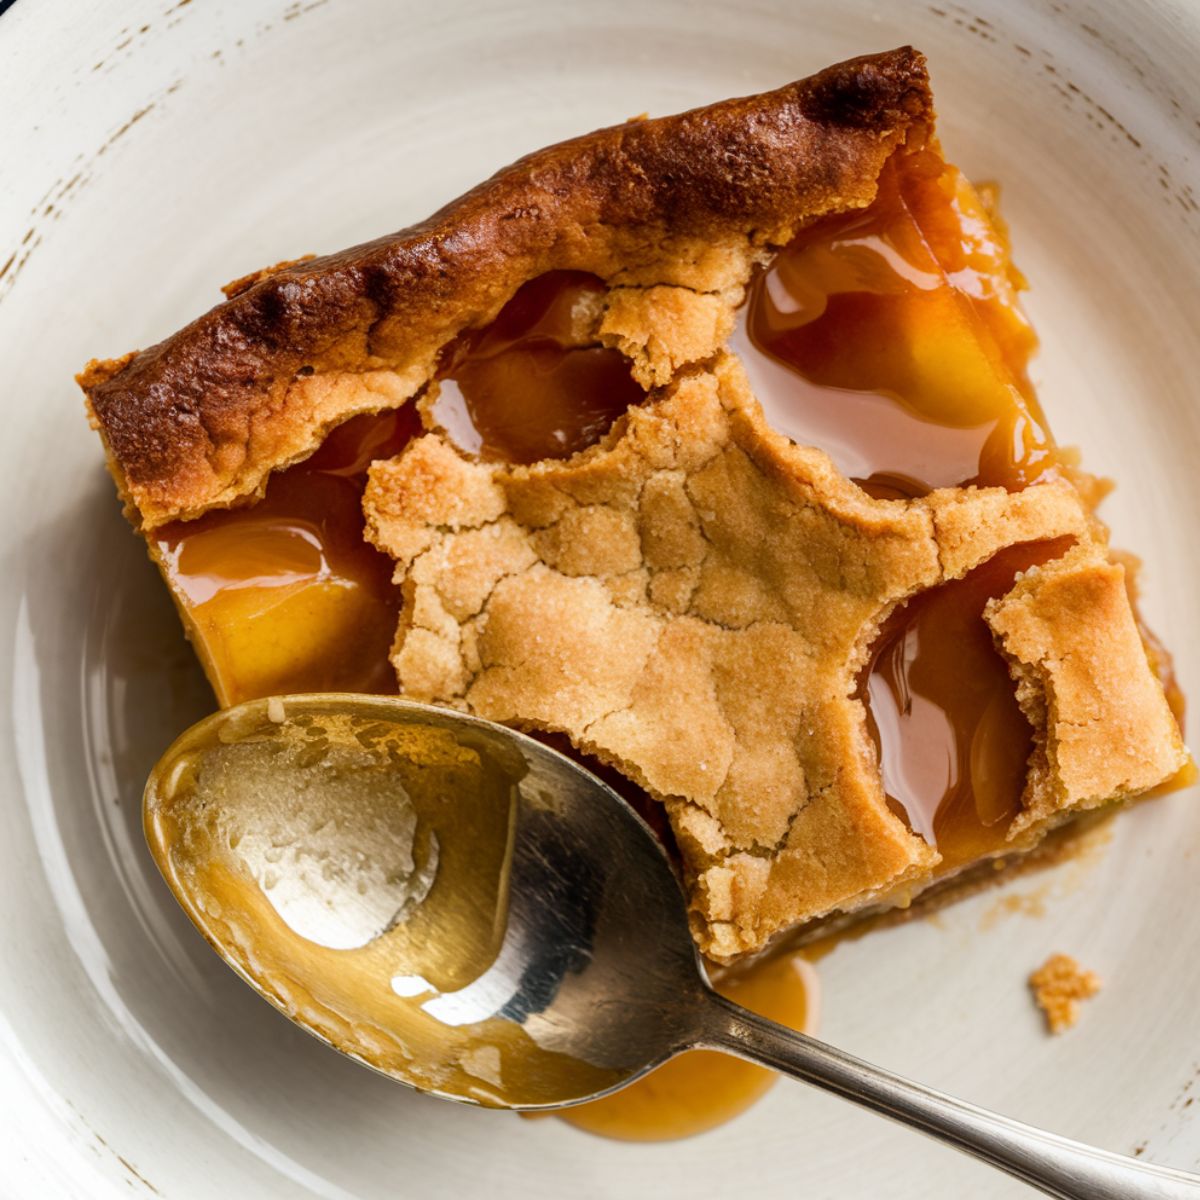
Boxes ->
[80,47,934,529]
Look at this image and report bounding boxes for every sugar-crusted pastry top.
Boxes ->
[988,546,1186,831]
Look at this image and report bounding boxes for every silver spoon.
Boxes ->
[145,694,1198,1199]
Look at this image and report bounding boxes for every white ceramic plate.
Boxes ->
[3,1,1199,1196]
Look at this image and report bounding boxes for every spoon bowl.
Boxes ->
[145,693,705,1108]
[147,694,1200,1198]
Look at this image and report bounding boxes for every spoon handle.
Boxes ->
[701,992,1199,1199]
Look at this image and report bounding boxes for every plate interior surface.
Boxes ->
[1,1,1198,1196]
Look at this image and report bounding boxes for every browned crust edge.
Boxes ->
[713,809,1118,980]
[79,47,934,529]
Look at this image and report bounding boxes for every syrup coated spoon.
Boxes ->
[146,694,1198,1199]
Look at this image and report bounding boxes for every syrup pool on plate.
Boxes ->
[561,953,818,1141]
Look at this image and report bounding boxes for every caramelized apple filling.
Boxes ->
[153,408,419,706]
[864,539,1073,872]
[733,148,1057,500]
[154,273,646,707]
[431,271,646,464]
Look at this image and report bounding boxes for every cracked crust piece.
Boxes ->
[79,47,933,529]
[362,353,1151,959]
[988,546,1187,835]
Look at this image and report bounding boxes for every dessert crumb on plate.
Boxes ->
[1030,953,1101,1033]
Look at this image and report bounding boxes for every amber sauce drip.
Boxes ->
[561,954,817,1141]
[732,149,1057,500]
[865,538,1072,868]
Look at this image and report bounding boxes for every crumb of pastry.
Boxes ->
[1029,953,1101,1033]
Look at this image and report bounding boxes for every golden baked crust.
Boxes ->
[363,352,1182,959]
[987,545,1186,831]
[79,48,933,529]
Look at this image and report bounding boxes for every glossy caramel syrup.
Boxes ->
[432,270,646,464]
[154,272,645,708]
[864,538,1073,870]
[154,408,420,707]
[732,148,1058,500]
